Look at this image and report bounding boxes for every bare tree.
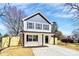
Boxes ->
[65,3,79,19]
[72,30,79,42]
[1,4,26,35]
[51,22,63,40]
[55,31,63,40]
[51,22,58,33]
[65,3,79,39]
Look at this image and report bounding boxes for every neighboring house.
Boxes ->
[21,12,57,47]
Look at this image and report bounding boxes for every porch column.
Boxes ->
[53,35,55,45]
[22,33,24,47]
[42,34,44,46]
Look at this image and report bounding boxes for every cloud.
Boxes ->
[0,24,6,29]
[0,24,7,34]
[48,3,64,9]
[24,3,74,18]
[52,13,73,18]
[59,25,74,36]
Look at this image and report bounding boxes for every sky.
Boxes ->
[0,3,77,35]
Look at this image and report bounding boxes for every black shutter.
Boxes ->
[27,35,28,41]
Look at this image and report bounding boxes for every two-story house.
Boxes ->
[21,12,55,47]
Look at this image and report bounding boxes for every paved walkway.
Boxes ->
[32,45,79,56]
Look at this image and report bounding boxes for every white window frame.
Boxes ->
[27,22,34,29]
[27,35,38,42]
[36,23,42,30]
[43,24,49,30]
[33,35,38,41]
[27,35,32,41]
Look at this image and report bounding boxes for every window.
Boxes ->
[43,24,49,30]
[36,23,42,30]
[33,35,38,41]
[27,35,32,41]
[26,35,38,42]
[27,22,34,29]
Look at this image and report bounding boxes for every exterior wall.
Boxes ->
[24,21,51,33]
[55,38,58,45]
[43,34,53,45]
[23,32,54,47]
[49,37,58,45]
[25,15,49,23]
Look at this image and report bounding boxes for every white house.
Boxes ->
[21,12,57,47]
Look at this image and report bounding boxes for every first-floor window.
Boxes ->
[33,35,38,41]
[27,35,32,41]
[26,35,38,42]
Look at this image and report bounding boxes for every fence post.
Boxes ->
[8,37,11,47]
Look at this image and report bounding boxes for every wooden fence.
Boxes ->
[1,36,20,48]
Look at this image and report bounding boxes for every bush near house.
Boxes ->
[61,39,73,43]
[60,36,75,43]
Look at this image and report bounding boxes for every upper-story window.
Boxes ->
[36,23,42,30]
[27,22,34,29]
[43,24,49,30]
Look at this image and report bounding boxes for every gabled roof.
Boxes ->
[23,12,51,24]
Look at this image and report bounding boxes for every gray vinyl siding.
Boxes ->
[26,15,49,24]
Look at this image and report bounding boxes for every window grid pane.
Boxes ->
[27,35,32,41]
[33,35,38,41]
[27,35,38,42]
[43,24,49,30]
[27,22,34,29]
[36,23,42,30]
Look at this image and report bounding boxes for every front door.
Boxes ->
[45,36,48,43]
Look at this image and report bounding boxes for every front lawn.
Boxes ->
[59,41,79,51]
[0,46,34,56]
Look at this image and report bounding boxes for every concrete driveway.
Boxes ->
[32,45,79,56]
